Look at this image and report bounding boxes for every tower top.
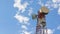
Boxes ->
[39,6,49,15]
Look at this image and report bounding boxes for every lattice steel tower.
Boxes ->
[32,6,49,34]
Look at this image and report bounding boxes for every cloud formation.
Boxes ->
[14,13,30,24]
[28,8,33,16]
[21,25,28,30]
[14,0,29,13]
[14,11,30,34]
[20,30,31,34]
[23,31,31,34]
[47,29,54,34]
[13,0,31,34]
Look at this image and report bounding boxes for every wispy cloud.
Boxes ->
[13,0,32,34]
[47,0,60,15]
[21,25,28,30]
[52,0,60,3]
[45,0,60,8]
[28,8,33,16]
[14,0,29,13]
[47,29,54,34]
[14,12,31,34]
[21,30,31,34]
[38,0,60,8]
[14,13,30,24]
[58,8,60,15]
[38,0,44,6]
[57,25,60,30]
[23,31,31,34]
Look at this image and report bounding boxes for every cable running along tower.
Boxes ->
[32,6,49,34]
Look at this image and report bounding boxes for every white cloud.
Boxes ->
[21,25,28,30]
[47,29,54,34]
[13,0,32,34]
[28,8,33,16]
[52,3,58,8]
[24,31,31,34]
[58,8,60,15]
[57,25,60,30]
[52,0,60,3]
[13,0,29,13]
[20,30,31,34]
[45,0,59,8]
[38,0,60,9]
[38,0,44,6]
[52,0,57,3]
[14,13,30,24]
[14,12,31,34]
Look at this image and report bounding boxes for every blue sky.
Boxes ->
[0,0,60,34]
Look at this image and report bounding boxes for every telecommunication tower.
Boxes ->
[32,6,49,34]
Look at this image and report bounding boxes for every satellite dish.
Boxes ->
[40,6,49,15]
[32,14,37,19]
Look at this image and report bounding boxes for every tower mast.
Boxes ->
[36,6,49,34]
[32,6,49,34]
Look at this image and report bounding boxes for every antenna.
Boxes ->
[40,6,49,15]
[32,14,37,19]
[32,6,49,34]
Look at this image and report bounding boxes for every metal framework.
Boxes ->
[36,7,49,34]
[32,6,49,34]
[36,12,47,34]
